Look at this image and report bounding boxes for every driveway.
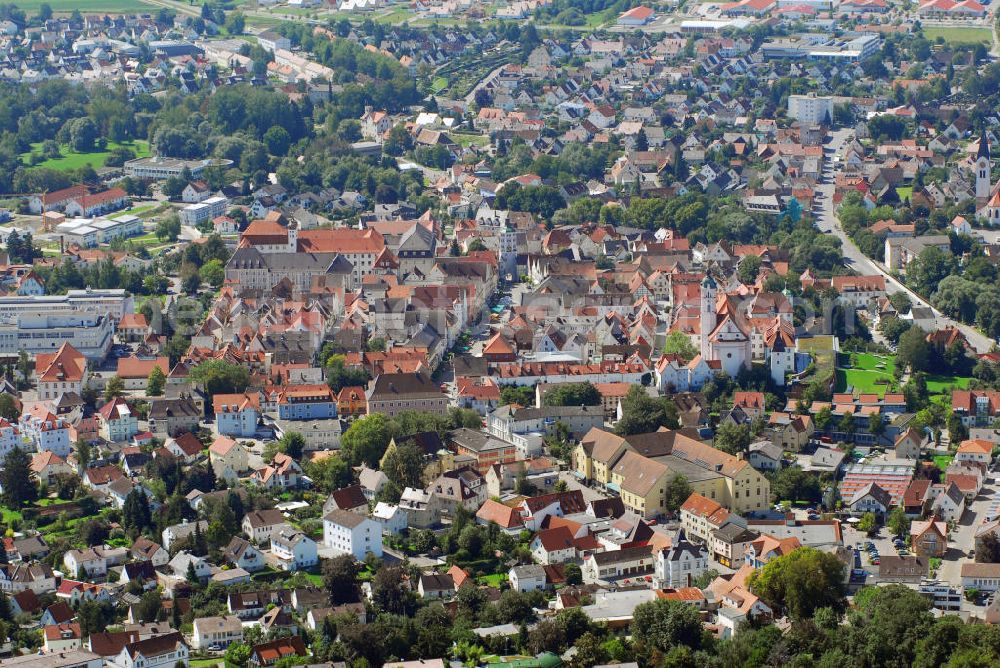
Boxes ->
[939,486,995,586]
[814,130,993,352]
[558,472,612,504]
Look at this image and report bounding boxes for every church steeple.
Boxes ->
[977,129,992,201]
[979,129,991,161]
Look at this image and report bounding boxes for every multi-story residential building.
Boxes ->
[213,393,261,438]
[0,418,21,464]
[19,407,71,458]
[270,529,317,572]
[610,451,671,520]
[276,384,337,420]
[787,93,833,124]
[192,616,243,650]
[655,531,708,588]
[148,397,202,436]
[322,509,383,560]
[681,493,739,544]
[96,398,138,443]
[34,343,87,402]
[952,390,1000,427]
[911,520,948,558]
[955,438,993,465]
[161,520,209,552]
[209,435,248,482]
[366,372,448,417]
[242,509,290,545]
[222,537,266,573]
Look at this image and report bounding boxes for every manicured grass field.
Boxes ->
[478,573,508,586]
[432,77,449,93]
[20,140,150,171]
[12,0,154,13]
[925,373,972,395]
[896,186,913,201]
[923,27,993,45]
[837,352,897,396]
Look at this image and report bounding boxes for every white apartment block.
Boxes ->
[787,94,834,125]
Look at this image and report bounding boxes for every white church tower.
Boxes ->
[976,130,992,201]
[699,274,717,360]
[286,219,298,252]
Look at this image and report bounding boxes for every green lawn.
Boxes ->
[896,186,913,201]
[923,26,993,45]
[20,140,150,172]
[925,373,972,395]
[375,7,416,23]
[478,573,508,586]
[836,352,897,396]
[933,455,953,472]
[12,0,154,12]
[188,660,221,668]
[452,132,489,148]
[122,203,163,217]
[431,77,449,93]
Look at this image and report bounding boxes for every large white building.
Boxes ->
[55,215,143,248]
[322,509,383,560]
[180,196,229,227]
[123,156,231,180]
[787,93,834,125]
[0,289,132,322]
[0,313,114,360]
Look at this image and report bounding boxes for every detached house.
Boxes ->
[322,509,383,560]
[97,398,138,443]
[209,435,248,482]
[107,632,188,668]
[223,537,266,573]
[251,453,302,490]
[242,509,290,545]
[270,529,317,572]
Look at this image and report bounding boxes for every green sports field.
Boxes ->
[923,26,993,45]
[12,0,155,13]
[20,140,150,171]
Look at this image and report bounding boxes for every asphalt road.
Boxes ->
[814,129,994,353]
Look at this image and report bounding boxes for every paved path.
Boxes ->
[814,129,994,353]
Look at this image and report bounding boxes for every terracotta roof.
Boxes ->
[476,499,524,529]
[36,343,86,383]
[116,356,169,379]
